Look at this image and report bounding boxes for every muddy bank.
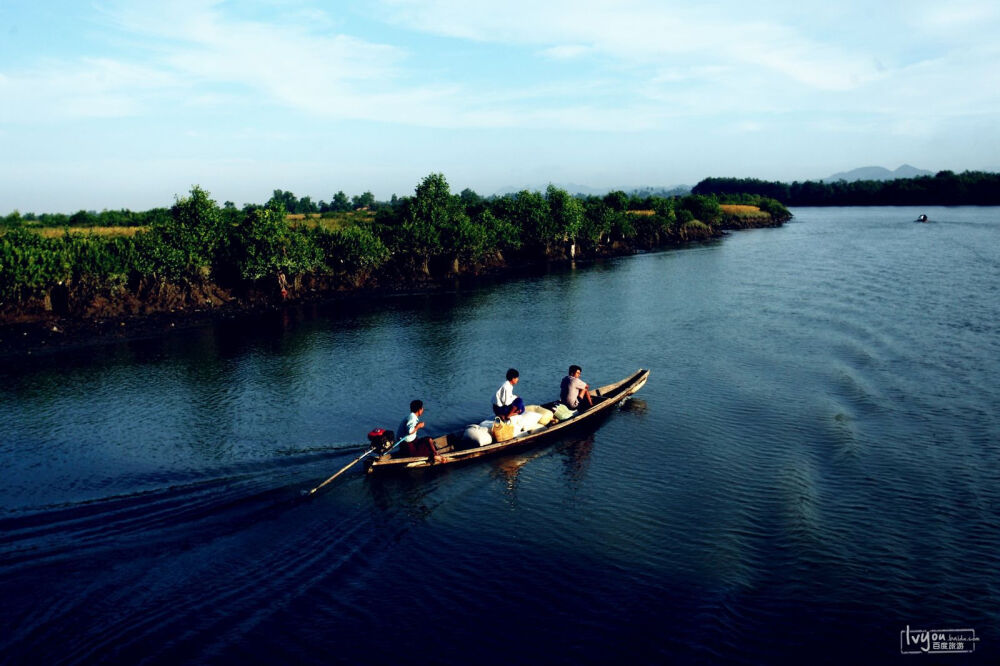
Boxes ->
[0,222,763,360]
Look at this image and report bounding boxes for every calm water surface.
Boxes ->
[2,206,999,664]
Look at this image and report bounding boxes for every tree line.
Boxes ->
[0,174,790,313]
[692,170,1000,206]
[1,189,376,229]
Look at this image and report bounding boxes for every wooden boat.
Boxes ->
[366,368,650,473]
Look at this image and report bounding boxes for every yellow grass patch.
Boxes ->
[627,209,656,216]
[35,226,147,238]
[289,210,375,232]
[720,204,767,217]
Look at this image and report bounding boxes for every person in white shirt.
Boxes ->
[493,368,525,419]
[397,399,440,460]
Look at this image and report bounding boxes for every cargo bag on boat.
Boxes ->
[510,410,542,435]
[552,404,575,421]
[464,424,493,447]
[490,417,514,443]
[525,404,554,426]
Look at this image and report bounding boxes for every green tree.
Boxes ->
[3,210,23,228]
[298,196,319,214]
[268,189,299,213]
[0,228,72,300]
[603,190,629,212]
[226,202,322,281]
[406,173,475,271]
[459,188,483,207]
[579,199,613,248]
[477,208,521,255]
[651,197,676,227]
[504,190,551,256]
[352,191,376,209]
[313,225,389,280]
[69,210,94,227]
[330,191,351,212]
[679,194,722,226]
[545,185,583,247]
[145,186,226,279]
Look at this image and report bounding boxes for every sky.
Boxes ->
[2,0,1000,214]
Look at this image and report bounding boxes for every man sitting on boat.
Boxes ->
[493,368,525,420]
[560,365,593,411]
[397,400,440,460]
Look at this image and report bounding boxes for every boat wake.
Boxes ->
[0,448,435,664]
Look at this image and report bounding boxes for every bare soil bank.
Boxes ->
[0,223,777,360]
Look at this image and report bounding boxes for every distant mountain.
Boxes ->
[823,164,932,183]
[629,185,692,198]
[494,183,608,196]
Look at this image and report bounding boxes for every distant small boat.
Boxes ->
[915,214,929,223]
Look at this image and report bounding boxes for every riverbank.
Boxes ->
[1,183,790,360]
[1,216,785,360]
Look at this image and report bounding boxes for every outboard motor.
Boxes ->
[367,428,396,455]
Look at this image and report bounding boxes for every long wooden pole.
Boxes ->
[306,438,403,496]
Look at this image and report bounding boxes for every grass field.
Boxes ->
[720,204,768,218]
[287,210,375,231]
[34,226,147,238]
[14,209,377,239]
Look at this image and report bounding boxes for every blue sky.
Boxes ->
[2,0,999,213]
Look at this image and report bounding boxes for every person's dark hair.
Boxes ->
[568,365,582,375]
[506,368,519,381]
[410,399,423,412]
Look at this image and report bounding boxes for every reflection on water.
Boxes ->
[2,207,1000,664]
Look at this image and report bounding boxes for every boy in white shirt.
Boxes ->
[493,368,525,419]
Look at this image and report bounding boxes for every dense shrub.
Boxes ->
[311,225,389,277]
[0,228,71,300]
[1,176,792,312]
[678,195,723,226]
[224,204,323,282]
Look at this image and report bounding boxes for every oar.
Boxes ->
[305,438,404,496]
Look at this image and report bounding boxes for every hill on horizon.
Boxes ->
[823,164,932,183]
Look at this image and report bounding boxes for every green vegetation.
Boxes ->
[694,171,1000,206]
[0,174,790,317]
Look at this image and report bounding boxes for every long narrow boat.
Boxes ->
[366,368,650,474]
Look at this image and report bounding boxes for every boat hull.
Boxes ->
[366,368,649,474]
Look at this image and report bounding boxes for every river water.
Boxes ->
[2,206,999,664]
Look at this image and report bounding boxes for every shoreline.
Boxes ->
[0,222,778,361]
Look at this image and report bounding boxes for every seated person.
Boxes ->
[493,368,525,420]
[560,365,593,411]
[397,399,440,460]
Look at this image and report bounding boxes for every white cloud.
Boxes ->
[0,58,182,122]
[910,0,1000,34]
[540,45,591,60]
[3,0,999,142]
[375,0,883,91]
[100,1,418,117]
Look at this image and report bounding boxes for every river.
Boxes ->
[2,206,999,664]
